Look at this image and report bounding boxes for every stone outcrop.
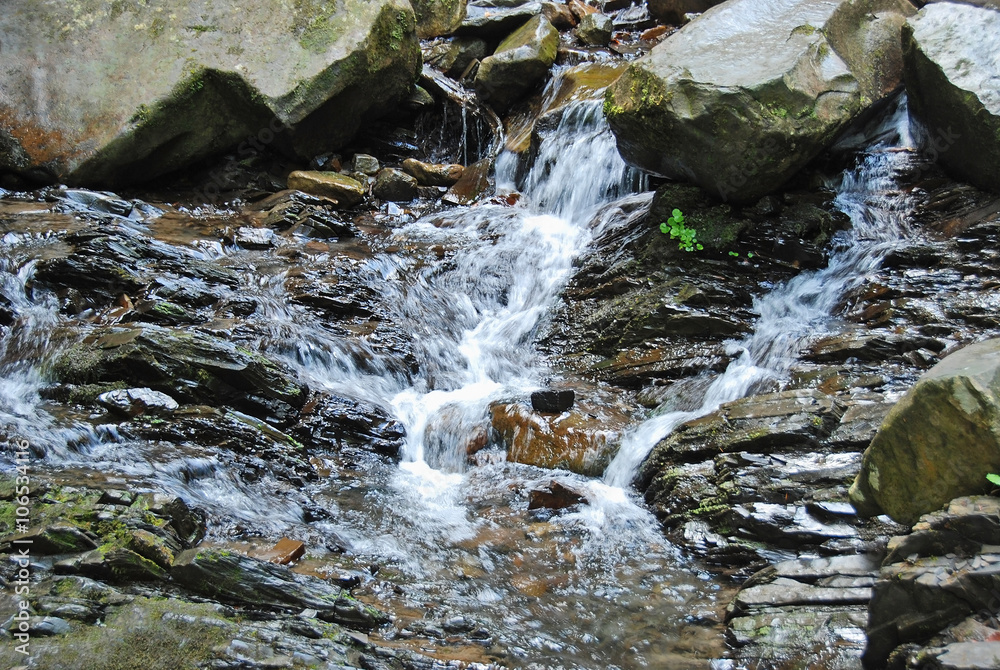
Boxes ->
[172,548,388,629]
[52,324,308,425]
[863,496,1000,669]
[604,0,915,202]
[903,2,1000,193]
[726,554,879,669]
[0,0,420,186]
[850,339,1000,525]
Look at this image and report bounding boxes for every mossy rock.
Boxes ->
[0,595,234,670]
[0,0,420,186]
[51,324,307,424]
[605,0,915,202]
[410,0,468,38]
[172,548,389,630]
[474,14,559,112]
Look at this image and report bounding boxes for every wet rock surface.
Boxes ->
[864,496,1000,670]
[605,0,915,202]
[3,2,1000,668]
[903,2,1000,193]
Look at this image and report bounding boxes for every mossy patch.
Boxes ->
[0,596,234,670]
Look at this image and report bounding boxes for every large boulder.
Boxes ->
[850,339,1000,525]
[474,15,559,112]
[411,0,468,37]
[902,3,1000,193]
[604,0,915,203]
[0,0,420,186]
[52,324,308,425]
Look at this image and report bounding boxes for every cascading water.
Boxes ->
[605,94,917,487]
[0,64,930,668]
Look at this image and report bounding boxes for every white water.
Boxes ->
[605,95,917,486]
[0,75,928,668]
[388,99,640,476]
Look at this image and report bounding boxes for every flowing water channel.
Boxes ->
[0,72,922,668]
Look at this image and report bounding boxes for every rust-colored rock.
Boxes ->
[256,537,306,565]
[490,400,629,476]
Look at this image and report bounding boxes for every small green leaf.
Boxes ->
[672,208,682,219]
[987,473,1000,487]
[660,222,669,234]
[747,252,755,258]
[696,243,704,251]
[729,251,739,257]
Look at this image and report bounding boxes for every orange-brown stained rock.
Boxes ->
[257,537,306,565]
[0,107,85,175]
[640,25,670,42]
[567,0,598,20]
[490,400,630,476]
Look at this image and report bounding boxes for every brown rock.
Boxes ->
[256,537,306,565]
[287,171,366,208]
[490,400,629,476]
[568,0,598,20]
[541,2,578,29]
[442,158,491,205]
[401,158,465,186]
[528,480,590,510]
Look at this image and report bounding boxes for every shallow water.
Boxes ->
[0,76,924,668]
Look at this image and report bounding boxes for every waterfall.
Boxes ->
[604,94,917,487]
[388,97,642,478]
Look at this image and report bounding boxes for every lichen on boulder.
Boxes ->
[0,0,420,186]
[604,0,915,203]
[850,338,1000,525]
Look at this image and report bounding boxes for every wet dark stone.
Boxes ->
[458,2,543,37]
[172,548,389,630]
[122,407,316,487]
[639,389,845,474]
[373,168,418,202]
[528,479,589,510]
[52,324,307,425]
[863,497,1000,669]
[530,389,575,412]
[0,524,98,555]
[290,393,406,458]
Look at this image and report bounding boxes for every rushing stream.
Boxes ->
[605,96,917,486]
[0,73,925,668]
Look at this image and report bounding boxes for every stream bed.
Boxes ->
[2,70,1000,670]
